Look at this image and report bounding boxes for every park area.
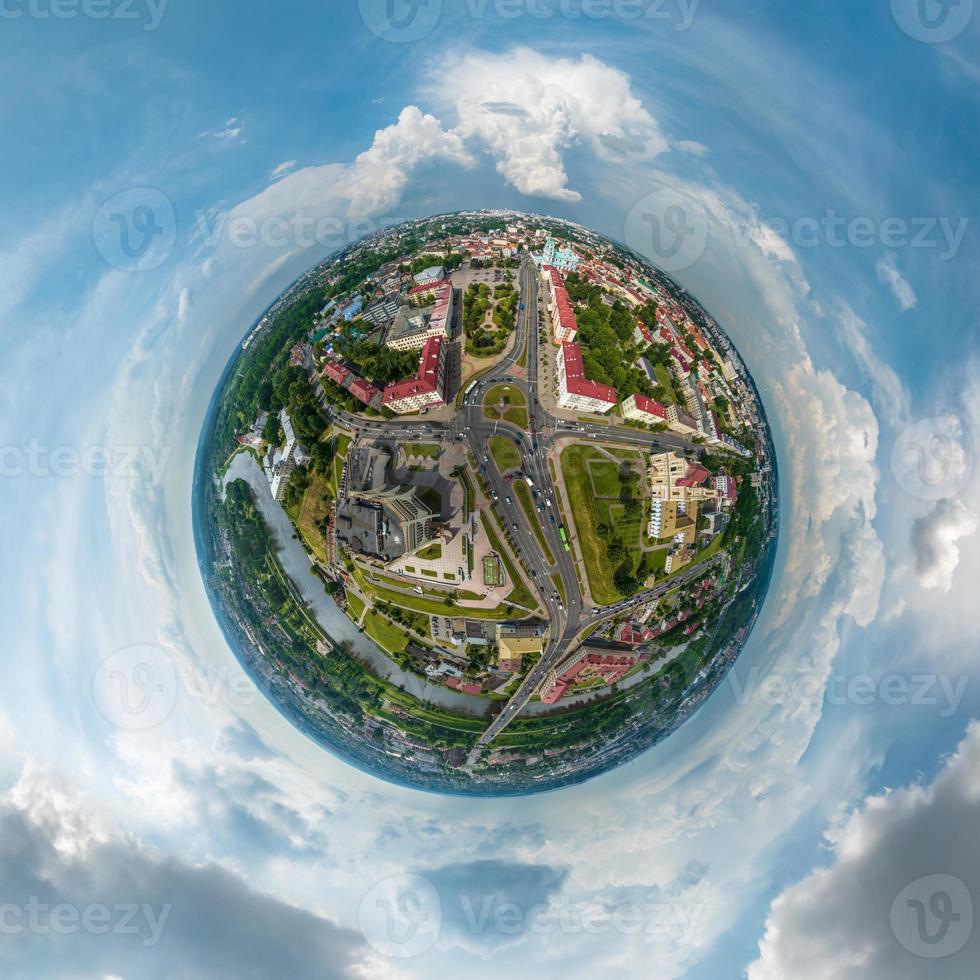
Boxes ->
[560,445,658,604]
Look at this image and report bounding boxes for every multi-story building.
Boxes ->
[382,335,448,415]
[621,393,667,426]
[385,284,454,352]
[556,342,617,414]
[263,408,306,502]
[665,404,700,436]
[714,475,738,505]
[540,646,641,704]
[649,452,717,507]
[543,266,578,344]
[649,499,697,541]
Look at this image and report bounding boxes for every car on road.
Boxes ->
[512,523,519,531]
[550,515,556,524]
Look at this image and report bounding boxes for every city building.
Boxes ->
[556,342,617,414]
[532,237,580,273]
[382,335,448,415]
[262,408,307,501]
[496,634,543,674]
[665,404,700,436]
[413,265,445,287]
[715,475,738,505]
[649,452,717,506]
[385,284,454,352]
[621,393,667,425]
[543,266,578,343]
[649,499,697,541]
[540,647,641,704]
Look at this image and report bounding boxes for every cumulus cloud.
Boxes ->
[343,106,475,219]
[0,768,379,980]
[425,48,669,201]
[748,722,980,979]
[910,498,979,591]
[876,253,917,311]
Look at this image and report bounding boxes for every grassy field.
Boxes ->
[345,590,366,623]
[404,443,440,459]
[655,363,682,405]
[296,470,333,563]
[514,480,556,565]
[483,384,529,429]
[560,445,647,605]
[364,609,412,654]
[355,567,523,620]
[489,435,522,473]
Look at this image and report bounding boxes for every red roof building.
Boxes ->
[556,342,617,414]
[382,335,447,415]
[349,377,380,406]
[544,265,579,344]
[621,393,667,425]
[540,649,640,705]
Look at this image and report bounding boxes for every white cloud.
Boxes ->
[202,116,245,144]
[748,721,980,980]
[910,498,979,592]
[270,160,297,180]
[425,48,669,202]
[876,253,917,311]
[343,106,475,219]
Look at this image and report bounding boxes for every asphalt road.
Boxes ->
[314,257,712,750]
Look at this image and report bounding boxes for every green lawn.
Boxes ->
[483,384,529,429]
[655,363,681,405]
[560,445,648,605]
[416,542,443,561]
[514,480,556,565]
[296,470,333,563]
[405,443,440,459]
[345,590,366,623]
[364,610,412,654]
[489,435,522,473]
[355,568,524,620]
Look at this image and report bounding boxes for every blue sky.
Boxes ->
[1,2,979,978]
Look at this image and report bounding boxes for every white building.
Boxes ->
[556,343,617,414]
